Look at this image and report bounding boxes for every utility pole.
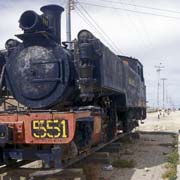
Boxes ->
[154,63,164,110]
[66,0,75,49]
[166,88,169,109]
[161,78,167,111]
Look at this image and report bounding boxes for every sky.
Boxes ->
[0,0,180,108]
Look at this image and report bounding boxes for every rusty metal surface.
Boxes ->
[0,112,75,144]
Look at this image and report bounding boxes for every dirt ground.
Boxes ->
[138,110,180,133]
[75,110,180,180]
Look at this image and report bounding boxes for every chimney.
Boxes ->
[40,5,64,44]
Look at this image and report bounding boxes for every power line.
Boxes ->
[78,1,180,20]
[75,5,118,53]
[76,1,123,54]
[97,0,180,14]
[75,7,105,38]
[113,0,147,53]
[75,9,96,32]
[128,0,154,50]
[154,63,164,109]
[78,1,122,54]
[161,78,167,110]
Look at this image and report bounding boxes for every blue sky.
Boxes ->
[0,0,180,108]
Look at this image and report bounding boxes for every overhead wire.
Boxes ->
[76,1,178,107]
[75,5,119,54]
[96,0,180,14]
[126,0,167,107]
[78,1,180,20]
[128,0,154,50]
[75,0,123,54]
[75,9,96,32]
[115,0,149,54]
[75,6,105,38]
[120,0,149,54]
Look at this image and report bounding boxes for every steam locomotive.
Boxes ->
[0,5,146,168]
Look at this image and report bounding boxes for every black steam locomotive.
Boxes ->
[0,5,146,168]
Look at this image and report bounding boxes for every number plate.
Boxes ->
[31,119,68,138]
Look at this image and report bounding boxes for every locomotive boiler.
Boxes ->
[0,4,146,168]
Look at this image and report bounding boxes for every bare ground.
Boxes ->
[138,111,180,133]
[74,111,180,180]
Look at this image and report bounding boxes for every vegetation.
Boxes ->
[162,135,179,180]
[112,159,135,168]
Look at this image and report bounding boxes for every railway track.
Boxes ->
[0,132,129,180]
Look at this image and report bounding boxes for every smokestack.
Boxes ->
[40,5,64,44]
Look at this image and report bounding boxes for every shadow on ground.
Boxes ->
[73,131,176,180]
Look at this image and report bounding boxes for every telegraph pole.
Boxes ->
[161,78,167,111]
[154,63,164,109]
[66,0,75,49]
